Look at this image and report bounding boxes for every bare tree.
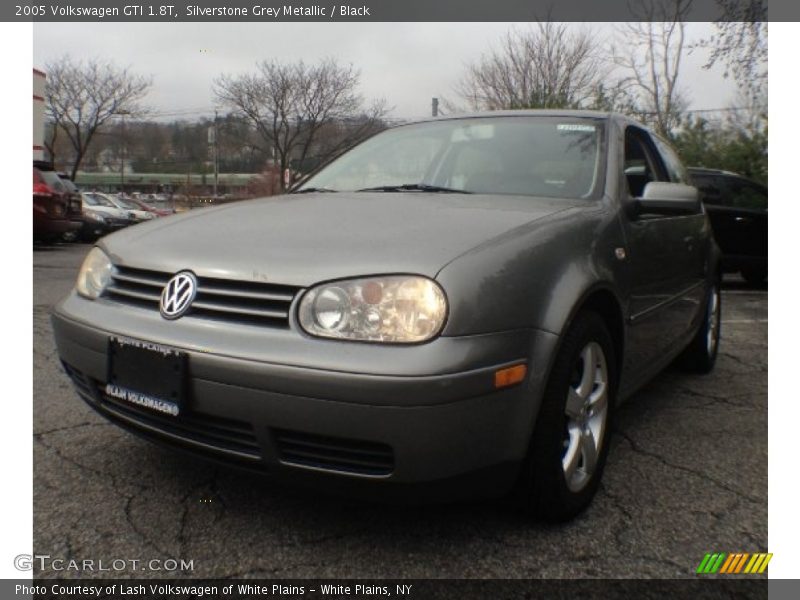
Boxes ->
[612,0,692,137]
[455,23,606,111]
[214,58,387,190]
[44,56,151,179]
[698,1,767,104]
[43,121,59,164]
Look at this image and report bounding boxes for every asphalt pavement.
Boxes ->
[33,242,768,579]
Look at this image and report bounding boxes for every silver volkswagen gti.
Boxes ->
[52,111,721,520]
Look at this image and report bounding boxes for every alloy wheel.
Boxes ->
[562,341,609,492]
[706,286,721,356]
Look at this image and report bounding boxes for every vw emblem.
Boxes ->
[160,272,197,320]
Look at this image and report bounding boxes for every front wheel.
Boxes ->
[515,311,616,521]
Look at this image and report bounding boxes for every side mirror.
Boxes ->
[632,182,700,216]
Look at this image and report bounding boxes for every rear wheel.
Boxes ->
[678,283,721,374]
[516,311,615,521]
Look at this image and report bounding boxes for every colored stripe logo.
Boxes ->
[697,552,772,574]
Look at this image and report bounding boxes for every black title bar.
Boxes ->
[5,0,784,22]
[2,578,774,600]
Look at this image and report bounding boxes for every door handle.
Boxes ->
[735,216,751,223]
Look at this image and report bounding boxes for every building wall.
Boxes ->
[33,68,46,162]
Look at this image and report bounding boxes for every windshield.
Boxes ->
[129,198,150,209]
[57,176,79,193]
[83,193,116,208]
[299,117,604,199]
[114,198,138,210]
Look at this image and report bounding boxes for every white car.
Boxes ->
[81,192,134,223]
[103,193,157,222]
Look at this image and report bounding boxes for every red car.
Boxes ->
[33,162,81,242]
[126,196,172,217]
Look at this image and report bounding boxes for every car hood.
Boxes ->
[101,192,579,286]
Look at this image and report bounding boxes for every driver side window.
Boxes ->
[624,128,667,198]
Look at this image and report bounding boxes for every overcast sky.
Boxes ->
[33,22,738,121]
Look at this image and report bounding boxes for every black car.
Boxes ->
[72,209,113,243]
[688,168,767,284]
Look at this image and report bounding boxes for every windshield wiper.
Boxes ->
[356,183,472,194]
[293,187,338,193]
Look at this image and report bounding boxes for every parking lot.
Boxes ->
[33,242,767,579]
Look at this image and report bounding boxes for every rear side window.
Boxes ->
[690,174,725,205]
[727,178,767,210]
[37,169,67,192]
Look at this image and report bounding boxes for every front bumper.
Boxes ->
[34,214,82,238]
[52,292,559,500]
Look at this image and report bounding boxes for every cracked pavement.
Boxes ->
[33,243,767,579]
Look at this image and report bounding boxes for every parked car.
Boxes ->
[80,192,135,227]
[688,167,767,284]
[125,196,172,217]
[142,196,177,215]
[33,162,81,242]
[75,206,135,242]
[105,194,158,222]
[71,209,109,243]
[53,111,720,520]
[55,173,84,211]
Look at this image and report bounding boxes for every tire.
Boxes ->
[678,282,721,374]
[741,265,766,286]
[515,310,616,521]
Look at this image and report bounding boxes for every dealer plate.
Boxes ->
[106,336,186,416]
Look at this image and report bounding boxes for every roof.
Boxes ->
[687,167,744,178]
[390,109,649,131]
[405,108,617,125]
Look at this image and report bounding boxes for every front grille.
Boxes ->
[273,429,394,477]
[62,362,262,461]
[106,265,300,328]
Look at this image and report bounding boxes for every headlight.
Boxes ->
[298,275,447,343]
[76,247,113,299]
[87,212,105,223]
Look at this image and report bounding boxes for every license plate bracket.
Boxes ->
[107,336,186,415]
